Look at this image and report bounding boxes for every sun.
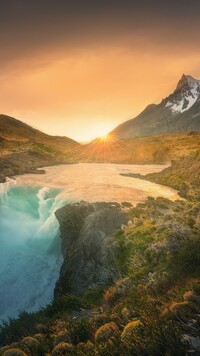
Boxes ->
[99,133,110,142]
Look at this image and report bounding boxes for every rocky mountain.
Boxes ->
[111,74,200,139]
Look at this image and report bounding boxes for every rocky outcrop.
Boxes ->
[54,201,129,296]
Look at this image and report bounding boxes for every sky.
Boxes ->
[0,0,200,142]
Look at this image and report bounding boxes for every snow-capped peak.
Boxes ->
[165,74,200,114]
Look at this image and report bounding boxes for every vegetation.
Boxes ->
[146,150,200,200]
[0,150,200,355]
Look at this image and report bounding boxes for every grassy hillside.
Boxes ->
[145,150,200,200]
[0,151,200,355]
[79,132,200,164]
[0,115,80,182]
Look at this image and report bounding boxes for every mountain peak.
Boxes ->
[176,74,197,91]
[164,74,200,114]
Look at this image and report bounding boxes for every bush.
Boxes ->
[82,286,104,306]
[53,331,71,346]
[45,295,84,317]
[192,283,200,295]
[3,349,27,356]
[121,320,143,344]
[169,301,199,322]
[69,318,92,344]
[52,342,73,355]
[94,322,119,344]
[20,336,40,354]
[0,311,46,347]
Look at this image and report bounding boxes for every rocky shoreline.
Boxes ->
[0,151,77,183]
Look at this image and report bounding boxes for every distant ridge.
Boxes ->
[0,114,80,182]
[111,74,200,138]
[0,114,78,146]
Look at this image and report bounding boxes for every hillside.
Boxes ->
[111,74,200,139]
[1,115,200,182]
[0,115,80,182]
[79,132,200,164]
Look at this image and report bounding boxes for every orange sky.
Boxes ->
[0,1,200,142]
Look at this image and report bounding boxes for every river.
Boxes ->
[0,163,180,321]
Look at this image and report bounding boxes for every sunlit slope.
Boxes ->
[79,132,200,164]
[0,115,80,182]
[0,114,79,155]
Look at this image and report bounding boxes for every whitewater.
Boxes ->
[0,163,181,321]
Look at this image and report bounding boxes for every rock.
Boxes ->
[54,201,128,296]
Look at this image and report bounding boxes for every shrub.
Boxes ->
[82,286,104,306]
[0,311,45,346]
[89,313,109,330]
[104,280,127,306]
[183,290,200,304]
[121,319,145,353]
[53,331,71,346]
[0,345,15,356]
[33,333,46,342]
[192,283,200,295]
[121,320,143,345]
[45,295,84,317]
[169,301,199,322]
[85,340,95,352]
[3,349,27,356]
[69,318,92,344]
[94,322,119,344]
[52,342,73,355]
[20,336,40,354]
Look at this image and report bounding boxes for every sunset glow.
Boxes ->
[0,1,200,142]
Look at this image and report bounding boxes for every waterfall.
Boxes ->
[0,163,180,322]
[0,180,65,321]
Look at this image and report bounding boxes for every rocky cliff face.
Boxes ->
[54,201,129,296]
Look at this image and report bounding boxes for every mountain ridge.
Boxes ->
[111,74,200,139]
[0,114,80,183]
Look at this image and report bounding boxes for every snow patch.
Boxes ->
[165,76,200,113]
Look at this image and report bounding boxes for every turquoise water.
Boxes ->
[0,182,64,321]
[0,163,181,321]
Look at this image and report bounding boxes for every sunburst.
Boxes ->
[99,134,111,142]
